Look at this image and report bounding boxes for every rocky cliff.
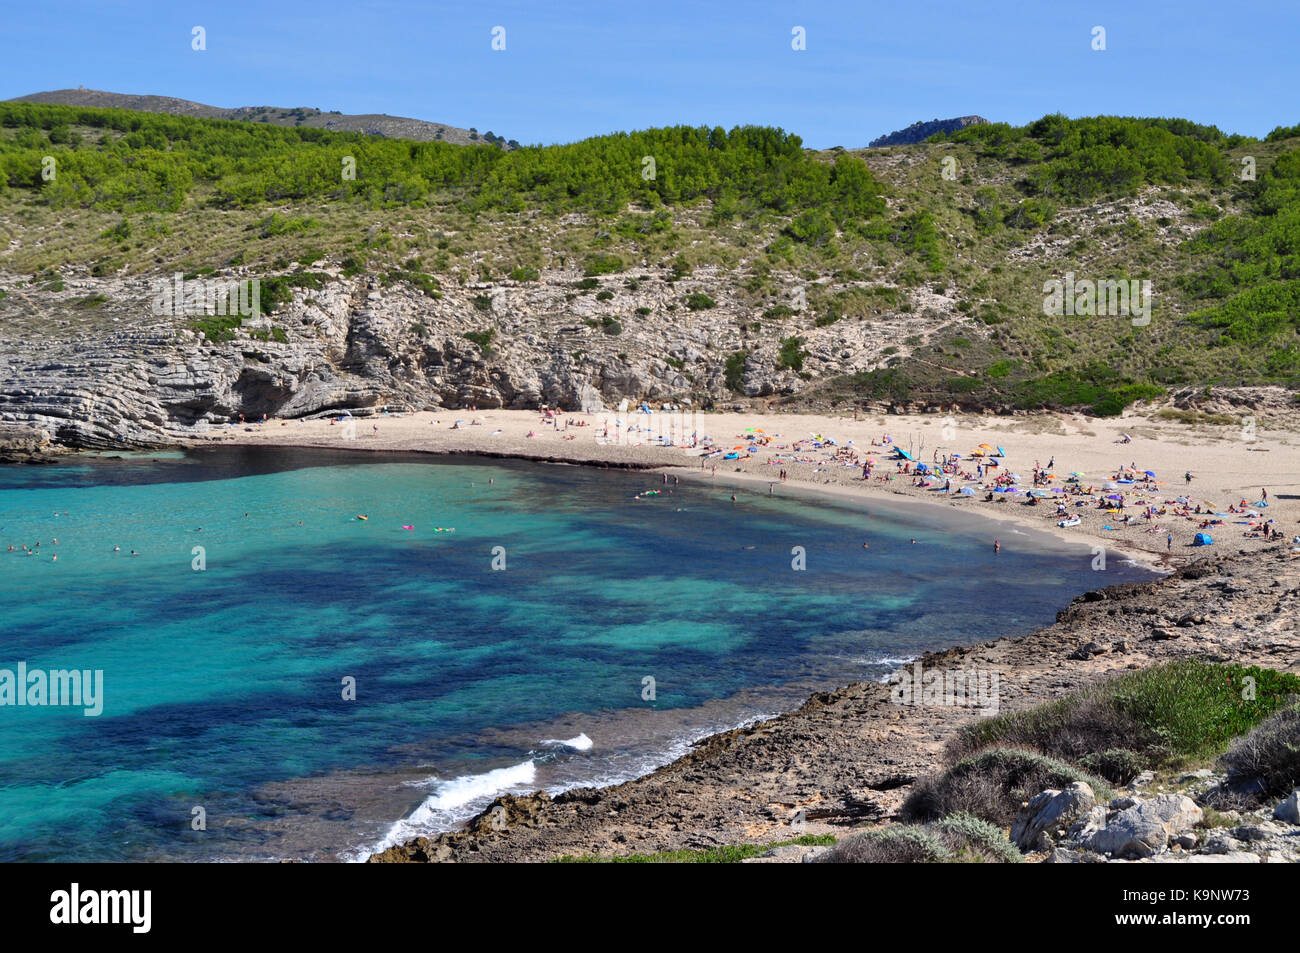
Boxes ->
[0,264,947,450]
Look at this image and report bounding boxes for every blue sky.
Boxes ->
[3,0,1297,147]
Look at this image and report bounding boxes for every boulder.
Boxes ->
[1010,782,1096,850]
[1147,794,1203,835]
[1274,790,1300,825]
[1045,847,1107,863]
[1085,804,1170,858]
[1084,794,1202,858]
[1065,805,1107,842]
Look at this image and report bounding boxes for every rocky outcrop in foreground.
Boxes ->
[1022,775,1300,864]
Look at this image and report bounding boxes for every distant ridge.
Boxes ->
[868,115,989,148]
[8,88,518,149]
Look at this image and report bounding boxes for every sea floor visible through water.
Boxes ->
[0,447,1153,861]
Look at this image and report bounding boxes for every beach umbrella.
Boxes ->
[1007,472,1022,482]
[996,446,1007,457]
[1144,470,1156,477]
[1071,471,1085,477]
[959,487,976,496]
[1107,494,1123,501]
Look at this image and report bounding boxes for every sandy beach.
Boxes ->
[168,410,1300,862]
[190,406,1300,570]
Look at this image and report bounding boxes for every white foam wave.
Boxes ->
[349,759,537,861]
[422,759,537,812]
[540,732,594,751]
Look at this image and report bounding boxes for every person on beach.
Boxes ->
[993,539,1000,554]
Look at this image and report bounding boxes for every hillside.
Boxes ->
[1,102,1299,447]
[9,89,516,149]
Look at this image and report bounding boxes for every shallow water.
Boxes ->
[0,448,1151,861]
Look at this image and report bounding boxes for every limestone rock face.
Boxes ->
[1010,782,1096,850]
[0,422,57,462]
[0,267,941,449]
[1083,794,1202,859]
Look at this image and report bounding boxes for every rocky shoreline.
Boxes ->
[368,544,1300,862]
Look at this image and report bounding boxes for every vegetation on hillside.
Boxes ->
[2,102,1299,412]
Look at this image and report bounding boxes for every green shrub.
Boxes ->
[510,265,539,282]
[929,811,1022,863]
[583,253,624,276]
[1079,749,1147,786]
[778,336,806,371]
[902,748,1112,826]
[724,350,748,392]
[684,292,716,311]
[1218,704,1300,798]
[818,826,952,864]
[953,662,1300,768]
[99,218,131,241]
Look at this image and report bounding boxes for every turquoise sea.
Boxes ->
[0,448,1151,861]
